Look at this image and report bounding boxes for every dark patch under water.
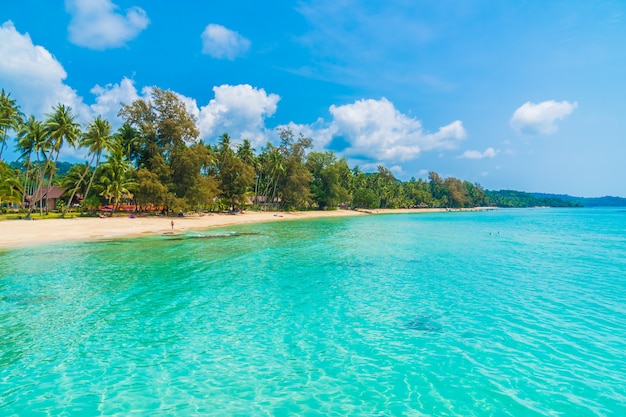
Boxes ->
[405,315,443,332]
[166,232,260,241]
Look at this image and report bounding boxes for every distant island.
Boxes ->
[530,193,626,207]
[486,190,626,208]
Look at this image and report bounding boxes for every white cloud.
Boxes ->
[510,100,577,135]
[0,20,90,120]
[327,98,465,162]
[458,147,498,159]
[276,119,338,151]
[66,0,149,49]
[197,84,280,146]
[90,82,281,148]
[201,24,250,60]
[389,165,403,175]
[90,77,141,122]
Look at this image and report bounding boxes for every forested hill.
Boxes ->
[485,190,583,208]
[486,190,626,208]
[531,193,626,207]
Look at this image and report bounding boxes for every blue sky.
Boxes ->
[1,0,625,197]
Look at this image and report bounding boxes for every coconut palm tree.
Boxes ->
[267,146,285,209]
[236,139,255,165]
[62,116,114,217]
[0,90,24,160]
[115,123,141,163]
[18,115,51,215]
[0,161,22,208]
[15,122,36,208]
[58,162,91,213]
[216,132,234,171]
[44,104,81,210]
[99,146,137,211]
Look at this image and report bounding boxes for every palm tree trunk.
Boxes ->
[26,158,41,217]
[20,159,31,210]
[62,156,95,217]
[44,151,61,212]
[29,159,46,217]
[253,175,260,207]
[39,161,49,216]
[83,152,101,207]
[260,176,274,212]
[271,174,281,211]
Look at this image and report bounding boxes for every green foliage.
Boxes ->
[218,150,254,209]
[1,89,582,213]
[276,129,313,210]
[486,190,582,208]
[0,89,24,160]
[530,193,622,207]
[98,147,137,209]
[307,151,351,209]
[81,195,102,213]
[0,160,22,204]
[352,187,380,209]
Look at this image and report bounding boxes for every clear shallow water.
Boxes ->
[1,208,626,416]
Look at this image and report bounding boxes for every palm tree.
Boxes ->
[0,89,24,160]
[115,123,141,163]
[0,161,22,208]
[269,146,286,209]
[216,132,233,172]
[62,116,114,217]
[58,163,91,213]
[18,115,51,215]
[44,104,81,211]
[236,139,256,165]
[99,146,137,211]
[236,139,257,206]
[16,122,36,208]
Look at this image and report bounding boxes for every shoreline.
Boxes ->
[0,207,495,249]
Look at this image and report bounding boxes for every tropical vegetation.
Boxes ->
[0,88,577,216]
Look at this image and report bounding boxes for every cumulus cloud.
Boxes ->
[90,82,281,148]
[201,24,250,60]
[327,98,465,162]
[90,77,141,121]
[0,20,90,120]
[196,84,280,146]
[66,0,149,49]
[276,119,338,151]
[458,147,498,159]
[510,100,577,135]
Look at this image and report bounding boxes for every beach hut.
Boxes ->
[26,186,67,210]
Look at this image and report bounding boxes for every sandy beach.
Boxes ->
[0,208,491,249]
[0,210,361,249]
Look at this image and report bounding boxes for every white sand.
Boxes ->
[0,207,494,249]
[0,210,364,248]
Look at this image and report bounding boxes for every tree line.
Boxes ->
[3,87,564,215]
[485,190,582,208]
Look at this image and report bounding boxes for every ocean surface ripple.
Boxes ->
[1,208,625,416]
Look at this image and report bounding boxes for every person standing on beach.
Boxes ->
[171,220,174,230]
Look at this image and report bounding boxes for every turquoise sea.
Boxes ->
[1,208,626,416]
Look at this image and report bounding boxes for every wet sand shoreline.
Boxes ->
[0,207,495,249]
